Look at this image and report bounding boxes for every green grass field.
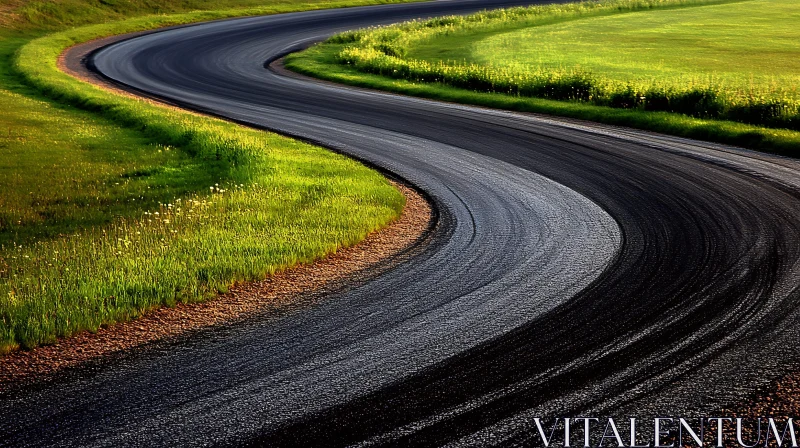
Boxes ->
[0,0,417,353]
[288,0,800,154]
[466,0,800,93]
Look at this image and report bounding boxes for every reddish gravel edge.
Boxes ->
[0,36,434,390]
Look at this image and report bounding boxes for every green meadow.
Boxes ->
[288,0,800,154]
[465,0,800,95]
[0,0,418,353]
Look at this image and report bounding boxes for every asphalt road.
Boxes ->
[4,1,800,446]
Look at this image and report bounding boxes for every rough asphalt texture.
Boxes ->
[3,1,800,446]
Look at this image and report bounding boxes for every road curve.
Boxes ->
[4,1,800,446]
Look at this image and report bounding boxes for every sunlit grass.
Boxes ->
[0,149,403,350]
[409,0,800,95]
[0,88,218,247]
[333,0,800,128]
[0,0,419,353]
[467,0,800,112]
[288,0,800,154]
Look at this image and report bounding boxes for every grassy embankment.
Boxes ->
[0,0,419,353]
[286,0,800,155]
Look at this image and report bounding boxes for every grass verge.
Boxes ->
[286,0,800,156]
[0,0,420,353]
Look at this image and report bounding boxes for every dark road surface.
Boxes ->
[3,1,800,446]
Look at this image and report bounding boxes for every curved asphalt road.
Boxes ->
[4,1,800,446]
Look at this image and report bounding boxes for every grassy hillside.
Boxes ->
[0,0,415,353]
[2,0,369,31]
[287,0,800,155]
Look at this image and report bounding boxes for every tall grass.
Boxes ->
[0,87,216,247]
[1,175,403,349]
[0,0,417,353]
[330,0,800,130]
